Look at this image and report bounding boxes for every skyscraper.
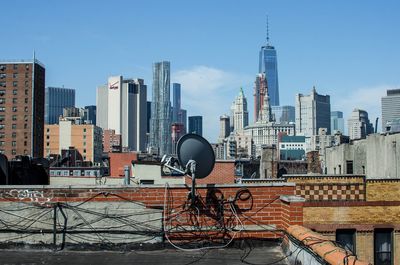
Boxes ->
[150,61,172,155]
[231,87,249,132]
[172,83,181,123]
[331,111,345,134]
[295,87,331,137]
[189,116,203,136]
[83,105,96,125]
[271,105,295,124]
[381,89,400,131]
[254,73,268,122]
[258,19,279,106]
[96,76,147,151]
[45,87,75,124]
[171,123,185,154]
[219,115,230,142]
[348,109,374,140]
[171,82,187,133]
[0,59,45,159]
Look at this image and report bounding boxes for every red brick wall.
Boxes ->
[108,152,138,177]
[185,160,236,185]
[0,184,301,240]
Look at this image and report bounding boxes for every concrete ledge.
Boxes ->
[0,182,296,189]
[279,195,305,203]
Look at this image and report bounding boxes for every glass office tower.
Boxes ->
[259,45,279,106]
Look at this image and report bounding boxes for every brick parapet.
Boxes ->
[0,184,300,239]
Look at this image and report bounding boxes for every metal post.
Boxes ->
[124,165,130,185]
[53,204,57,249]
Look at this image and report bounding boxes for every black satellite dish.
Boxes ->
[177,134,215,179]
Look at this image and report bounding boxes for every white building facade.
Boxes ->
[96,76,147,151]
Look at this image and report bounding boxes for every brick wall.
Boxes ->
[366,179,400,201]
[286,175,366,201]
[185,160,236,185]
[108,152,138,177]
[0,183,300,241]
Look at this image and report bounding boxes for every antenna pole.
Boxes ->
[266,15,270,45]
[186,160,197,206]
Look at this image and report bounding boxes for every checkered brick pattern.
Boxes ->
[296,184,365,201]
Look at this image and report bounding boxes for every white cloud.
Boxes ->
[173,66,253,142]
[332,85,398,132]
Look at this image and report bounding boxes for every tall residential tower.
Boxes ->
[0,59,45,159]
[150,61,172,155]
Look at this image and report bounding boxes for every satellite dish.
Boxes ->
[177,134,215,179]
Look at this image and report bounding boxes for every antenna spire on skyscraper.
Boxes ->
[266,15,270,45]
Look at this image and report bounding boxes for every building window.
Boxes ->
[24,141,27,146]
[24,98,28,104]
[12,98,17,104]
[0,90,5,96]
[24,80,29,87]
[12,141,16,147]
[13,89,17,95]
[25,89,28,95]
[13,73,18,79]
[24,107,28,112]
[25,64,29,70]
[24,124,28,129]
[46,142,49,146]
[46,135,49,139]
[13,64,18,70]
[83,128,87,133]
[0,115,4,122]
[0,65,6,71]
[12,107,17,112]
[24,115,28,122]
[12,124,16,129]
[12,132,16,138]
[0,133,4,138]
[374,229,393,265]
[46,128,50,133]
[336,229,356,254]
[12,149,16,155]
[13,81,17,87]
[25,73,29,78]
[0,141,4,146]
[0,98,5,104]
[346,160,354,174]
[83,142,86,146]
[83,149,86,153]
[12,115,17,121]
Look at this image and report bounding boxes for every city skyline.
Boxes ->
[2,1,400,141]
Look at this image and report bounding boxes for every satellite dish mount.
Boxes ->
[161,134,215,206]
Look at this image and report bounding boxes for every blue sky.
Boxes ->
[2,0,400,141]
